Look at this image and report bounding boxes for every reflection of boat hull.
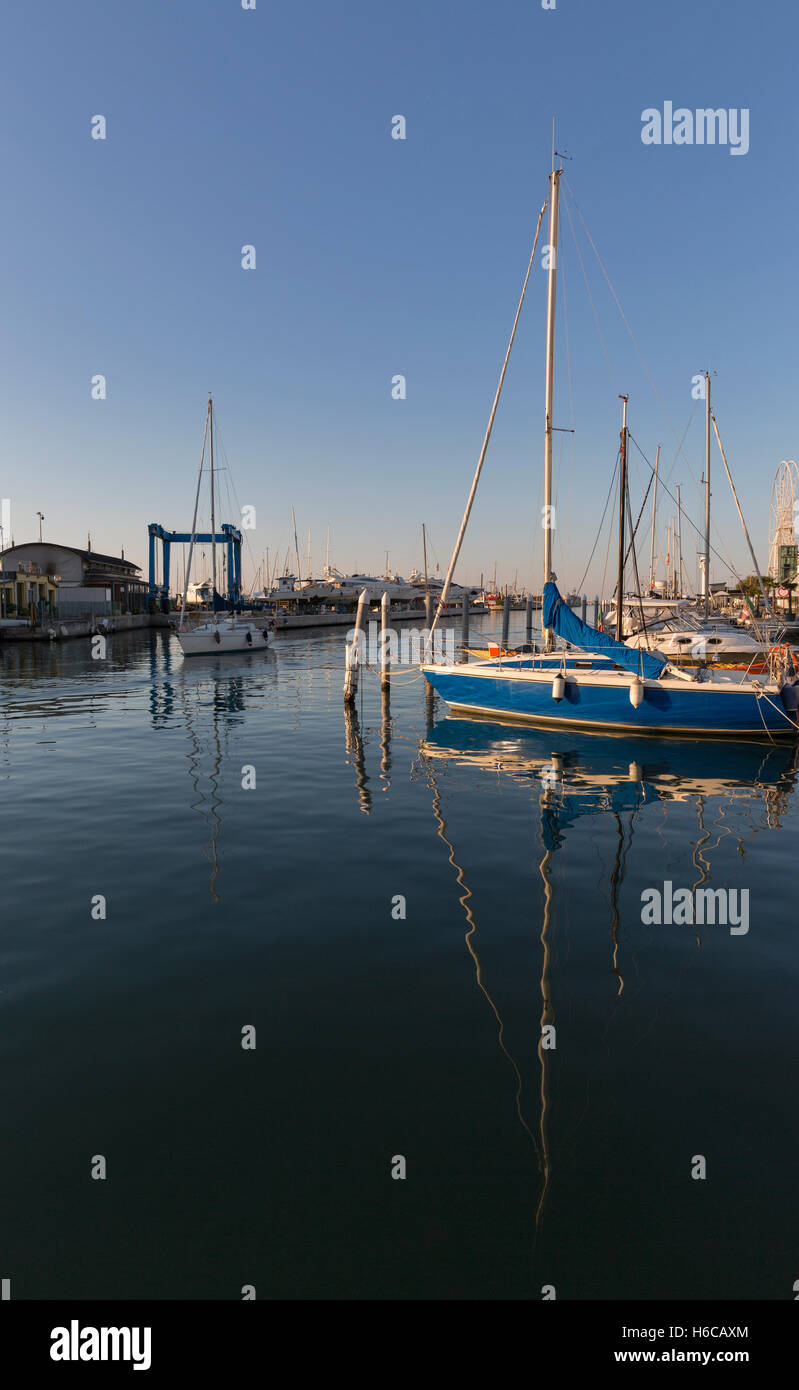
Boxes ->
[422,712,798,798]
[422,662,795,737]
[177,622,272,655]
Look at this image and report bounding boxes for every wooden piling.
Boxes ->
[501,594,511,648]
[344,587,369,703]
[381,591,390,690]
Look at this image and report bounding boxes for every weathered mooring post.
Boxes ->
[344,588,369,703]
[581,594,587,623]
[501,594,511,648]
[424,594,433,628]
[593,596,600,627]
[525,594,533,644]
[380,591,390,690]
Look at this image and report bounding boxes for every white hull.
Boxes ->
[176,621,273,655]
[624,627,764,662]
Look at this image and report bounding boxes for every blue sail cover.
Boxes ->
[542,582,667,679]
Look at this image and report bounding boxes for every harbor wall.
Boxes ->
[0,614,170,644]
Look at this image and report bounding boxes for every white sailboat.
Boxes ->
[176,396,274,656]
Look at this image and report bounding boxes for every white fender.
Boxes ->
[630,677,644,708]
[552,674,565,702]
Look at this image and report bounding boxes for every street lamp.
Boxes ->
[36,512,45,542]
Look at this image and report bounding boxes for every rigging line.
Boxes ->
[624,481,648,641]
[599,481,616,606]
[563,177,698,477]
[573,454,619,596]
[623,466,656,575]
[427,198,548,646]
[660,400,699,493]
[561,185,616,393]
[627,431,751,588]
[211,408,260,590]
[178,406,211,629]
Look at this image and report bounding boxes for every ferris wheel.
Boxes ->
[768,460,799,580]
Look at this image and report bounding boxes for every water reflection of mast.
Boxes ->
[426,766,542,1190]
[180,677,225,902]
[608,812,628,996]
[535,789,555,1229]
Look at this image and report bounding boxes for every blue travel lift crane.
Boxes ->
[147,522,243,613]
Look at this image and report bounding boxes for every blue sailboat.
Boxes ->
[422,165,799,740]
[425,581,797,736]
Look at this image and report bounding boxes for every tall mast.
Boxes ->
[648,443,660,593]
[615,395,629,641]
[704,371,711,617]
[209,394,217,603]
[178,401,211,630]
[422,523,429,594]
[292,507,301,583]
[676,484,683,598]
[543,166,562,650]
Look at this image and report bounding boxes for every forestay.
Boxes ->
[543,582,668,680]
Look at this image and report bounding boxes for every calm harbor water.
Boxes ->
[1,617,798,1300]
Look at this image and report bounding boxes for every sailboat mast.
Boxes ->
[178,403,211,630]
[676,484,683,597]
[209,395,217,603]
[648,443,660,593]
[704,371,711,618]
[422,523,429,594]
[615,395,629,641]
[292,507,301,584]
[543,167,561,649]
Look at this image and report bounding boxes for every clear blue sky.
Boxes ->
[1,0,796,595]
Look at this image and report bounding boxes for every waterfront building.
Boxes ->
[0,541,146,616]
[0,564,58,619]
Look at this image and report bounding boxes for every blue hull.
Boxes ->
[422,666,795,737]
